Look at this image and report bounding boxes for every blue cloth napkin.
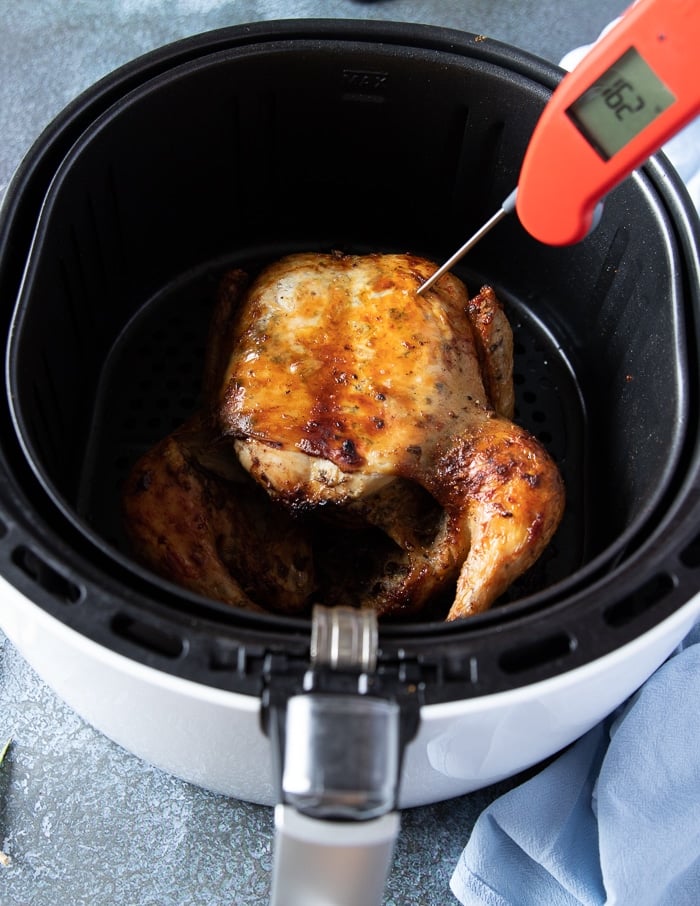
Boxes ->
[450,622,700,905]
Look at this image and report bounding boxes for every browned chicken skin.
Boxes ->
[121,412,317,612]
[123,252,564,621]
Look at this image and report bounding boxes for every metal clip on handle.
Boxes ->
[269,606,403,906]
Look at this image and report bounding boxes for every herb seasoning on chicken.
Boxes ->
[122,252,564,621]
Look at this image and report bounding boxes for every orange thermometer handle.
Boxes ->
[516,0,700,246]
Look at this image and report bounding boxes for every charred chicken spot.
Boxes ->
[297,418,364,468]
[493,504,514,518]
[372,417,385,430]
[406,444,422,457]
[334,370,359,385]
[340,438,360,464]
[375,392,386,401]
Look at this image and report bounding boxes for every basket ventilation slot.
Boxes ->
[499,631,577,675]
[12,545,82,604]
[110,613,186,659]
[603,573,675,628]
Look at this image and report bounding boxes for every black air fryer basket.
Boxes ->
[1,19,699,705]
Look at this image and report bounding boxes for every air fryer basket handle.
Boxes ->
[271,806,400,906]
[263,606,421,904]
[270,691,402,905]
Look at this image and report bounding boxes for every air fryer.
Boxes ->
[0,19,699,906]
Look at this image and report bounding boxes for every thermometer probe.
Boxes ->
[418,0,700,295]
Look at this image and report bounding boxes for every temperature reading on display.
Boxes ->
[600,76,644,120]
[567,46,676,159]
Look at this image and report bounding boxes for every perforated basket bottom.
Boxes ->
[77,251,587,611]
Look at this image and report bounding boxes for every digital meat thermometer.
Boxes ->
[418,0,700,295]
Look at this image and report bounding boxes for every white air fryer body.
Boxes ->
[3,580,698,806]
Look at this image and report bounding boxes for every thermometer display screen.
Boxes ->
[567,46,676,160]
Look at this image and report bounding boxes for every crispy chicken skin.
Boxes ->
[123,252,564,621]
[121,412,317,612]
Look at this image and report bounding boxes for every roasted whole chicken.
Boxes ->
[122,252,565,621]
